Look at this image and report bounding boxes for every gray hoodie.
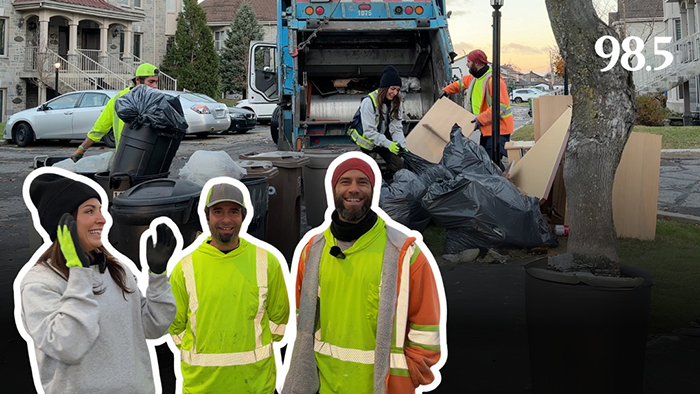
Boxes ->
[20,262,176,394]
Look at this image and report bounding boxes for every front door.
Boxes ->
[58,26,68,59]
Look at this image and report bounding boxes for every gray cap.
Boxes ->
[206,183,246,209]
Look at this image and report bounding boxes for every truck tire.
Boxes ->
[270,106,281,144]
[104,130,116,148]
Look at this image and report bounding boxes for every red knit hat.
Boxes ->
[467,49,488,65]
[331,158,375,190]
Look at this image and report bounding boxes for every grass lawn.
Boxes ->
[512,123,700,149]
[0,122,5,132]
[423,219,700,335]
[218,98,239,107]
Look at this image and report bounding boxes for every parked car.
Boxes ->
[509,88,547,104]
[3,90,119,147]
[235,99,275,123]
[162,91,231,136]
[226,107,257,134]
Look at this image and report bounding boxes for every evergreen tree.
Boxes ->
[219,0,264,97]
[161,0,220,98]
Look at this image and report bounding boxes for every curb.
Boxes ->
[661,149,700,160]
[657,210,700,225]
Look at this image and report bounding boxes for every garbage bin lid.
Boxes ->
[112,178,202,207]
[302,146,361,168]
[239,151,310,169]
[238,160,279,179]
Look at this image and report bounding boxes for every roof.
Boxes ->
[618,0,663,20]
[200,0,277,24]
[13,0,124,12]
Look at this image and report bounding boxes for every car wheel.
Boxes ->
[514,97,523,104]
[14,123,34,147]
[104,130,116,148]
[270,106,280,144]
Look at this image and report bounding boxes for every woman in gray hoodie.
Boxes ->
[18,171,177,394]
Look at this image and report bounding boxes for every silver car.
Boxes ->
[162,91,231,136]
[3,90,119,147]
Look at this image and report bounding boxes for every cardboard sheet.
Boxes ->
[405,97,476,163]
[613,132,662,240]
[533,95,573,141]
[508,107,571,202]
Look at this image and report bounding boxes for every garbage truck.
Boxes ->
[248,0,458,151]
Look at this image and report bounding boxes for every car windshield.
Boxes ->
[183,93,217,103]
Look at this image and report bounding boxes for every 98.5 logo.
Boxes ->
[595,36,674,72]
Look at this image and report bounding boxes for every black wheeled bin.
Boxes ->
[95,171,169,204]
[109,178,202,269]
[111,124,185,177]
[238,160,279,242]
[239,151,309,263]
[240,176,269,241]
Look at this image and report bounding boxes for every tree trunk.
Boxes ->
[545,0,636,276]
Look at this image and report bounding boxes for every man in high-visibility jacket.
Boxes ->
[70,63,159,161]
[440,49,514,162]
[283,155,444,394]
[169,182,290,394]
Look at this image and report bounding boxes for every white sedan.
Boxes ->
[509,88,547,104]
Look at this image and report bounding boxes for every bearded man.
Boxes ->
[168,181,290,393]
[283,155,445,394]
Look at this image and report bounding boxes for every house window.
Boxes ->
[134,0,142,7]
[675,19,682,41]
[0,18,7,56]
[530,77,535,82]
[679,85,684,99]
[166,36,174,54]
[121,0,129,5]
[133,33,142,59]
[214,31,225,52]
[167,0,175,12]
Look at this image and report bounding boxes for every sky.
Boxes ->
[446,0,618,74]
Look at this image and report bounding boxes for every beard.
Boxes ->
[334,193,371,223]
[214,230,234,244]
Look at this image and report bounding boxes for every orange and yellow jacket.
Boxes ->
[294,217,442,394]
[442,67,514,137]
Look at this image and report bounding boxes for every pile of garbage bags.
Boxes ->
[380,124,557,253]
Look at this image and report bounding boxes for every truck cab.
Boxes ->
[248,0,457,150]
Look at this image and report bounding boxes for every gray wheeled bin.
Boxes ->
[302,146,360,228]
[239,152,309,264]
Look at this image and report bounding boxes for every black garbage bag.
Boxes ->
[115,85,188,131]
[402,151,454,186]
[441,123,501,176]
[379,169,431,232]
[422,174,557,250]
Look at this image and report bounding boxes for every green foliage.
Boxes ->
[219,0,264,96]
[635,95,671,126]
[161,0,220,98]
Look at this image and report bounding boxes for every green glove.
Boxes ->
[389,142,401,155]
[145,224,176,274]
[57,213,90,268]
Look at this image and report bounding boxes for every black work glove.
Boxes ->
[145,224,176,274]
[472,118,481,131]
[57,213,91,268]
[439,91,448,99]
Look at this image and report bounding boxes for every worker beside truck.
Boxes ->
[348,66,408,178]
[70,63,160,162]
[440,49,514,162]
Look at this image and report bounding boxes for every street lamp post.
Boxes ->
[490,0,504,167]
[54,62,61,96]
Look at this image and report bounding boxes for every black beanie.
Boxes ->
[379,66,402,88]
[30,174,101,241]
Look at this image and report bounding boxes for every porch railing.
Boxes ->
[634,31,700,94]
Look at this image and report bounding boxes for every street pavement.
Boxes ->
[1,118,700,393]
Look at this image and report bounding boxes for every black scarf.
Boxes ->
[90,252,106,274]
[330,210,378,242]
[470,65,490,78]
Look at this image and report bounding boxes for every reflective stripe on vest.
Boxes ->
[348,90,380,150]
[314,329,375,365]
[465,71,513,119]
[176,247,271,367]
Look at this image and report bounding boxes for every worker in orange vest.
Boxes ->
[440,49,514,162]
